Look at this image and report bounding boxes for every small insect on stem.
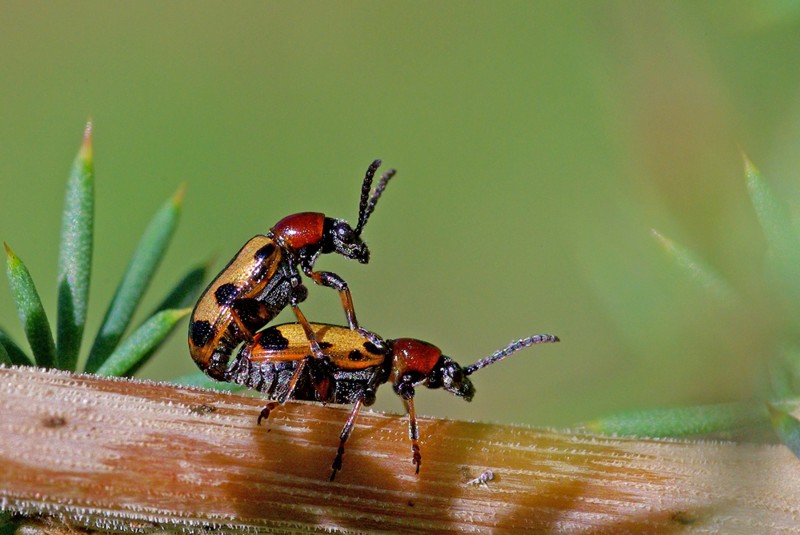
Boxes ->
[465,469,495,488]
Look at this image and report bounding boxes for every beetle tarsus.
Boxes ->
[257,402,278,425]
[330,444,345,482]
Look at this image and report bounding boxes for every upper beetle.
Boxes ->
[188,160,396,381]
[228,322,560,480]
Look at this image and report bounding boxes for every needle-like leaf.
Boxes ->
[56,121,94,371]
[0,326,33,366]
[769,401,800,460]
[116,260,210,377]
[744,155,800,260]
[4,244,56,368]
[147,259,210,317]
[0,339,10,366]
[581,402,770,437]
[651,229,736,301]
[769,344,800,399]
[85,185,185,373]
[94,308,190,377]
[744,155,800,305]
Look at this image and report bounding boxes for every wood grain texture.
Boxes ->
[1,365,799,533]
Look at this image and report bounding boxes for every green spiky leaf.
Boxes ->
[56,121,94,371]
[651,229,736,301]
[769,344,800,399]
[148,259,210,316]
[0,340,10,366]
[744,156,800,260]
[85,185,185,373]
[0,326,33,366]
[744,155,800,305]
[769,401,800,460]
[582,402,770,437]
[4,244,57,368]
[94,308,190,377]
[115,261,210,377]
[171,370,243,392]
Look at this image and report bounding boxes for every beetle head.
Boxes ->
[322,218,369,263]
[321,159,396,264]
[427,356,475,402]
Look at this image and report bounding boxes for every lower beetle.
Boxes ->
[189,160,396,381]
[228,322,560,480]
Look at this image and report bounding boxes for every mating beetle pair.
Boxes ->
[189,160,559,480]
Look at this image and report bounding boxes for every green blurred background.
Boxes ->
[2,1,800,427]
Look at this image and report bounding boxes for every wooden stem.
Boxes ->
[0,366,798,533]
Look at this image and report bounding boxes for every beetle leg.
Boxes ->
[257,402,278,425]
[257,357,311,424]
[279,357,309,404]
[356,328,388,353]
[403,397,422,474]
[304,269,359,329]
[330,398,364,481]
[289,304,326,360]
[228,298,273,344]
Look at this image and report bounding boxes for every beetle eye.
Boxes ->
[335,223,354,242]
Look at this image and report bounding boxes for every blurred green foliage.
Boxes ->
[3,1,800,427]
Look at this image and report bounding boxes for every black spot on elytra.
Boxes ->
[232,299,267,331]
[215,283,239,306]
[190,320,214,347]
[318,341,333,349]
[363,341,382,354]
[42,415,66,428]
[258,327,290,351]
[348,349,366,361]
[254,243,277,260]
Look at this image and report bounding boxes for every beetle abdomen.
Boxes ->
[188,235,286,379]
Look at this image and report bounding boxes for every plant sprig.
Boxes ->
[2,121,207,378]
[591,156,800,461]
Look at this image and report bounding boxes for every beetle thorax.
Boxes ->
[389,338,443,385]
[270,212,326,254]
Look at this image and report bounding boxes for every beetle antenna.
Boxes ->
[360,168,397,232]
[355,160,396,236]
[463,334,559,376]
[355,159,381,236]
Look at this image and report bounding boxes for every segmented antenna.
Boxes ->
[463,334,559,376]
[361,168,396,230]
[355,160,381,235]
[355,160,396,236]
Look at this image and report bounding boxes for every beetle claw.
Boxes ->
[412,444,421,474]
[331,447,344,482]
[257,402,278,425]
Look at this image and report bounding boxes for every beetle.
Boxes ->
[188,160,396,381]
[227,322,560,480]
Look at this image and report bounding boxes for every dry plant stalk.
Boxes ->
[1,365,799,533]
